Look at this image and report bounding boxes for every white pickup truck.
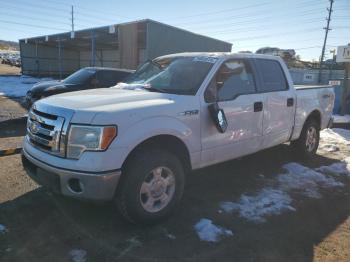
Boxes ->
[22,53,334,224]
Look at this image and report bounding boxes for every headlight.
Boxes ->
[67,125,117,159]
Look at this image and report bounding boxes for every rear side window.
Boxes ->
[255,59,288,92]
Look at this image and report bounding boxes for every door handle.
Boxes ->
[254,102,263,112]
[287,98,294,107]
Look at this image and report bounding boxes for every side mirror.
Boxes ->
[208,102,228,133]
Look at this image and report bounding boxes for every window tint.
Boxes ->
[214,60,256,101]
[256,59,288,92]
[97,71,120,87]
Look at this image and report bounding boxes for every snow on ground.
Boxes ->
[221,162,346,223]
[319,144,339,152]
[220,128,350,223]
[0,75,52,97]
[320,128,350,145]
[279,163,343,198]
[0,224,8,234]
[333,114,350,124]
[166,233,176,240]
[194,218,233,242]
[221,189,295,223]
[69,249,87,262]
[316,158,350,177]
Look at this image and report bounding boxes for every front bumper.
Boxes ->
[22,148,121,201]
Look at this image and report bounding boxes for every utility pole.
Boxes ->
[71,5,74,33]
[318,0,334,84]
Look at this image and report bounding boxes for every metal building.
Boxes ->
[19,19,232,77]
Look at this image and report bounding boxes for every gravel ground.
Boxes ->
[0,96,27,122]
[0,63,20,76]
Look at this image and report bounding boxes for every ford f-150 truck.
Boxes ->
[22,53,335,224]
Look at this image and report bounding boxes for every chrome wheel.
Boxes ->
[305,126,317,152]
[139,167,176,213]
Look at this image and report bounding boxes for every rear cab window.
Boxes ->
[254,59,289,92]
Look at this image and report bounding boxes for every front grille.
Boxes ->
[27,108,65,156]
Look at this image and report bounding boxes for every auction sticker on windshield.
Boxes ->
[193,56,218,64]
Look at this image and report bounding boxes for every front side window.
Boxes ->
[205,59,256,102]
[255,59,288,92]
[123,56,216,95]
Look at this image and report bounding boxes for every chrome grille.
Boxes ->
[27,108,65,156]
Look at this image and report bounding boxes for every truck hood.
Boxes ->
[36,88,178,124]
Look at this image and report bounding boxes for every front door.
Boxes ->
[200,59,265,167]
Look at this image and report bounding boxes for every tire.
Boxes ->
[116,148,185,224]
[291,119,320,159]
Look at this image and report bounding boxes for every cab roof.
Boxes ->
[155,52,280,61]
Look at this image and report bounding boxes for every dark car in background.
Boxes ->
[26,67,134,107]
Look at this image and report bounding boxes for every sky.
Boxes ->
[0,0,349,61]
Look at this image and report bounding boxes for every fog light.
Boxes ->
[68,178,83,193]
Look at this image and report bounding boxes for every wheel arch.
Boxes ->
[305,109,321,128]
[121,134,192,174]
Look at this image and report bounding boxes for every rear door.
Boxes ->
[200,58,265,167]
[254,58,295,148]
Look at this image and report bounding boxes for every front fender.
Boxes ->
[110,116,200,169]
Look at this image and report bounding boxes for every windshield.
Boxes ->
[63,68,96,84]
[123,56,216,95]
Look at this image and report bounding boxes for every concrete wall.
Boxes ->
[146,20,232,60]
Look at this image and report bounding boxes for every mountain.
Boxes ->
[0,40,19,51]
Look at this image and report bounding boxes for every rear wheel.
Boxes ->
[291,119,320,158]
[116,149,185,224]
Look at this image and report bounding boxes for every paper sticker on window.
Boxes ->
[193,57,218,64]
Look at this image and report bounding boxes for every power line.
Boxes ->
[0,2,70,20]
[0,10,71,26]
[42,0,133,19]
[4,0,69,13]
[225,27,321,42]
[165,2,269,21]
[164,0,326,22]
[0,19,67,31]
[171,7,327,29]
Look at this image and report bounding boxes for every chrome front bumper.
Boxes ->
[22,148,121,201]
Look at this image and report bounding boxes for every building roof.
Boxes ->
[19,19,232,48]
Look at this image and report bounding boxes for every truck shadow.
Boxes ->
[1,144,350,261]
[0,117,27,138]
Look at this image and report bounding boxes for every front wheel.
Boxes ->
[291,119,320,159]
[116,149,185,224]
